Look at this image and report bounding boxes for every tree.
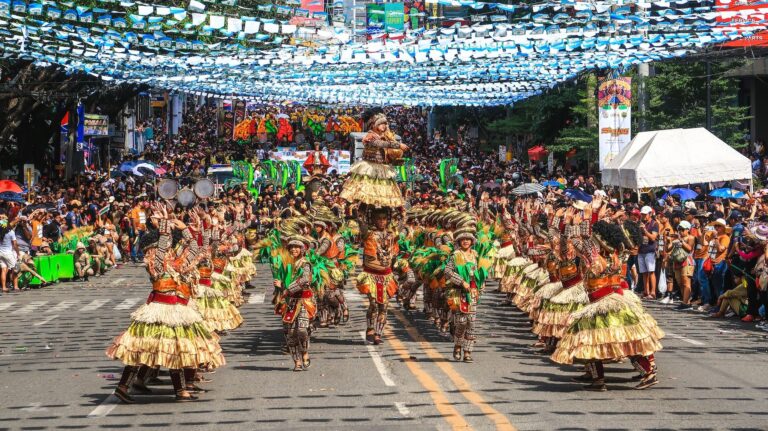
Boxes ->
[551,74,599,154]
[639,61,750,148]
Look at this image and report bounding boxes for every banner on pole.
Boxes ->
[597,77,632,171]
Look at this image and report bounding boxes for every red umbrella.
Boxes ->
[0,180,23,194]
[527,145,548,161]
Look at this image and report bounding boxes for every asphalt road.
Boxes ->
[2,263,768,431]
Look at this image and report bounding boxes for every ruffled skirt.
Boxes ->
[529,281,563,322]
[532,283,589,338]
[195,285,244,332]
[106,302,226,369]
[339,161,404,208]
[551,292,665,365]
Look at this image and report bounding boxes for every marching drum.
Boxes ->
[157,179,179,200]
[194,178,215,199]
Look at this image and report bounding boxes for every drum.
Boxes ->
[177,188,196,207]
[157,179,178,200]
[194,179,215,199]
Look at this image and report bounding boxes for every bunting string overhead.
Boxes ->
[0,0,763,106]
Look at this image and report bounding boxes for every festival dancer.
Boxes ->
[338,108,407,344]
[274,235,316,371]
[552,220,665,391]
[445,224,491,362]
[194,211,243,333]
[106,204,224,403]
[358,208,400,344]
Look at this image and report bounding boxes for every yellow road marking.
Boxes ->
[383,327,473,430]
[391,308,518,431]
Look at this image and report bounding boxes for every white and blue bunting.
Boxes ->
[0,0,764,106]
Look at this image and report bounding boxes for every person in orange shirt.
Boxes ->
[707,218,731,310]
[29,209,46,252]
[129,201,149,263]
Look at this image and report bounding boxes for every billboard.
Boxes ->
[272,147,352,175]
[597,77,632,171]
[367,3,405,33]
[717,0,768,47]
[83,114,109,136]
[301,0,324,13]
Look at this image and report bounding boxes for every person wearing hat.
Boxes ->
[357,208,399,345]
[71,241,94,282]
[552,221,664,391]
[444,224,488,363]
[276,235,315,371]
[106,204,225,403]
[667,221,696,310]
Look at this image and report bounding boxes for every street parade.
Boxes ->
[3,0,768,428]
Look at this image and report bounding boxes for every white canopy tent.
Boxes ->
[602,127,752,191]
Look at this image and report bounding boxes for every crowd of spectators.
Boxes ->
[2,102,768,333]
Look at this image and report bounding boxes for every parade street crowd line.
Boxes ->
[3,263,768,431]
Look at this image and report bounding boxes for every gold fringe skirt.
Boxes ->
[551,292,665,365]
[339,161,403,207]
[532,283,589,339]
[195,286,244,332]
[106,303,226,369]
[529,281,563,322]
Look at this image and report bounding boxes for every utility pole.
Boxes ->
[705,59,712,131]
[637,63,649,132]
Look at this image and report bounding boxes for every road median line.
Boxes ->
[391,308,517,431]
[383,326,473,430]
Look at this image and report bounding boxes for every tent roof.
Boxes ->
[601,128,752,189]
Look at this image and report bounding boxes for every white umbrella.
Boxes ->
[511,183,545,195]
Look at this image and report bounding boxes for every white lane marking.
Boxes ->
[114,298,141,310]
[49,300,78,312]
[665,331,705,346]
[12,301,48,315]
[20,402,48,412]
[359,331,396,387]
[34,314,59,326]
[248,293,265,304]
[79,299,110,312]
[87,394,119,418]
[110,278,126,286]
[0,302,15,311]
[394,401,411,417]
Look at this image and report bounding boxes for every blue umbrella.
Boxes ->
[564,188,593,203]
[709,188,745,199]
[662,187,697,201]
[119,161,137,172]
[541,180,562,187]
[0,191,25,203]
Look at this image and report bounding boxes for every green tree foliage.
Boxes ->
[550,74,599,153]
[639,61,750,148]
[484,82,580,147]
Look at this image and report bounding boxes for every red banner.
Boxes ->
[717,0,768,47]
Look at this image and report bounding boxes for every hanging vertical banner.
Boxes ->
[221,99,234,139]
[233,99,246,139]
[76,103,85,146]
[597,77,632,171]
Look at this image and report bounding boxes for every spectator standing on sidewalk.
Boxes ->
[656,209,675,304]
[669,221,696,310]
[707,218,731,312]
[741,224,768,323]
[639,206,659,300]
